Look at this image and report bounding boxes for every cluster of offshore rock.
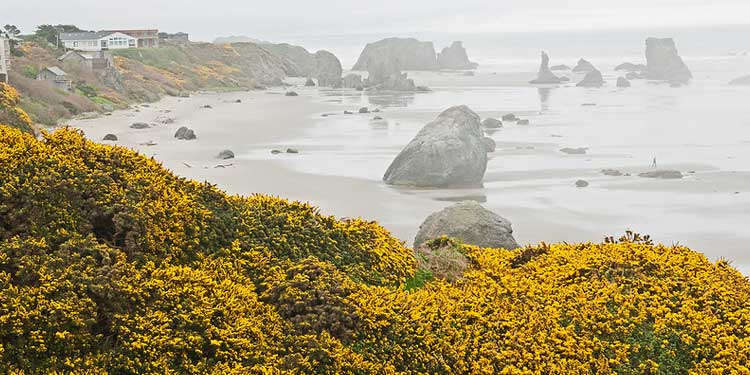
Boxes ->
[530,37,693,88]
[353,37,479,72]
[437,41,479,70]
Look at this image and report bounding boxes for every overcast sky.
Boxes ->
[4,0,750,42]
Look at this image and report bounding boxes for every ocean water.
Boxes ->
[244,26,750,272]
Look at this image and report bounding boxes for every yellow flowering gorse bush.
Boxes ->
[1,125,749,374]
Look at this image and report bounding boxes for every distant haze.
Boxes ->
[5,0,750,42]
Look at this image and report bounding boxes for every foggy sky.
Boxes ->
[4,0,750,42]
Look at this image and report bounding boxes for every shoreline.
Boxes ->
[67,82,750,274]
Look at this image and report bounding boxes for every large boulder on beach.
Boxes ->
[217,149,235,159]
[352,37,439,71]
[572,58,596,72]
[130,122,150,129]
[314,50,343,88]
[383,105,488,188]
[437,41,478,70]
[729,75,750,86]
[577,69,605,88]
[639,170,683,179]
[414,201,519,249]
[617,77,631,88]
[174,126,196,140]
[482,117,503,129]
[529,51,562,84]
[643,38,692,84]
[102,134,118,141]
[342,73,363,89]
[481,137,496,153]
[615,62,646,72]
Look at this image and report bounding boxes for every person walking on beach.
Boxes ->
[652,157,657,168]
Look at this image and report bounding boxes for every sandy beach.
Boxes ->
[69,67,750,274]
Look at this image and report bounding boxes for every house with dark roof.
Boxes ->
[36,66,72,91]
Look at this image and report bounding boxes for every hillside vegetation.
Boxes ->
[8,42,288,126]
[1,125,750,374]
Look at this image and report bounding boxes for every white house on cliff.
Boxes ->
[59,31,138,52]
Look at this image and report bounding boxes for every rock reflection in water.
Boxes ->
[538,87,552,112]
[367,92,416,108]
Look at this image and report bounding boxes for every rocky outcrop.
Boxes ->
[413,201,519,249]
[502,114,518,122]
[572,59,596,72]
[639,170,683,179]
[529,51,562,84]
[305,78,316,86]
[352,37,439,71]
[261,44,343,88]
[437,41,478,70]
[285,91,298,96]
[102,134,118,141]
[481,137,496,153]
[729,75,750,85]
[560,147,588,155]
[643,38,692,84]
[342,73,363,89]
[383,105,489,188]
[314,50,343,88]
[174,126,196,140]
[576,69,604,88]
[482,118,503,129]
[575,180,589,188]
[364,59,419,91]
[101,67,125,93]
[130,122,150,129]
[261,43,317,77]
[217,150,235,159]
[617,77,631,88]
[615,62,646,72]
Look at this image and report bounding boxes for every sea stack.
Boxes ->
[383,105,489,188]
[437,41,479,70]
[643,38,692,84]
[363,53,424,91]
[576,69,604,88]
[314,50,343,88]
[529,51,562,84]
[572,58,596,73]
[352,37,439,71]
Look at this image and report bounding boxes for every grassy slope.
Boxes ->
[1,125,750,374]
[9,42,288,126]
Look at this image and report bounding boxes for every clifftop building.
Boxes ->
[100,29,159,48]
[60,29,159,52]
[0,33,10,83]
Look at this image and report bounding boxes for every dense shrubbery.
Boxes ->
[0,83,33,133]
[2,126,750,374]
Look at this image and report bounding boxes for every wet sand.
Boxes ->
[68,88,445,244]
[69,76,750,275]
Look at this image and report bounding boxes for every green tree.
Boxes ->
[3,24,23,56]
[34,24,60,46]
